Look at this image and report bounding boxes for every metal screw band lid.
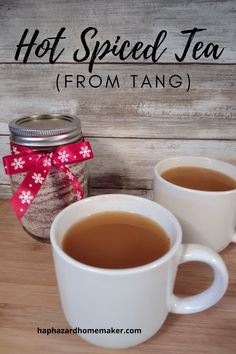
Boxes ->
[9,114,83,147]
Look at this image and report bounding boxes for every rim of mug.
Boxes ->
[154,156,236,196]
[50,194,182,275]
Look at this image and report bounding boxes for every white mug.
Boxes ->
[50,194,228,349]
[153,156,236,252]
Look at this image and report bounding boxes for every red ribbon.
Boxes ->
[3,141,94,219]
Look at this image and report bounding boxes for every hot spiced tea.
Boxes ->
[161,166,236,192]
[63,211,170,269]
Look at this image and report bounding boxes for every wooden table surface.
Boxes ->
[0,198,236,354]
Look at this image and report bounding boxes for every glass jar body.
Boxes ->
[10,148,88,240]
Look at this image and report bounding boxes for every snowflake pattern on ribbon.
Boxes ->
[11,157,25,170]
[32,173,45,184]
[66,170,74,181]
[58,150,69,163]
[3,140,94,219]
[79,146,91,158]
[43,157,52,167]
[12,146,20,154]
[19,191,33,204]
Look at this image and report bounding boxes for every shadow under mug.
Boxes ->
[50,194,228,349]
[153,156,236,252]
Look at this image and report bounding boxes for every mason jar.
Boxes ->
[8,114,89,240]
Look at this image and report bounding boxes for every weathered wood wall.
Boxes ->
[0,0,235,198]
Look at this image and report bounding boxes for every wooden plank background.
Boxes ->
[0,0,235,197]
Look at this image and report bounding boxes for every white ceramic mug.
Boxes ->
[50,194,228,349]
[153,156,236,252]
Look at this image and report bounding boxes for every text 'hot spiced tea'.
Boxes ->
[62,211,170,269]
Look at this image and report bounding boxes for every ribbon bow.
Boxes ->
[3,141,94,219]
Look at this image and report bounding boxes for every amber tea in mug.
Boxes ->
[62,211,170,269]
[161,166,236,192]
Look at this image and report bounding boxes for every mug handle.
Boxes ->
[170,244,228,314]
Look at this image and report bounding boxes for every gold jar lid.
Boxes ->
[9,114,82,147]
